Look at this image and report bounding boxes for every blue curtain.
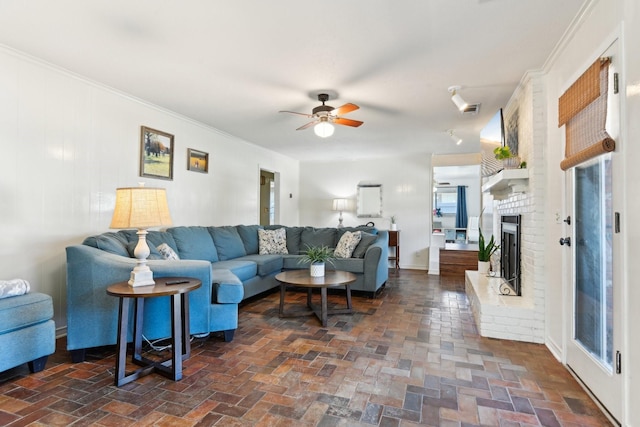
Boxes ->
[455,186,468,229]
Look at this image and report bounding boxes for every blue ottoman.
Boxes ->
[0,293,55,373]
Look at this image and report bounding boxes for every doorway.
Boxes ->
[259,169,276,226]
[564,42,622,423]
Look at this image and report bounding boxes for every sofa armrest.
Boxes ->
[363,231,389,289]
[211,269,244,304]
[65,245,213,350]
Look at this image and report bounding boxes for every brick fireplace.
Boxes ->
[465,72,546,344]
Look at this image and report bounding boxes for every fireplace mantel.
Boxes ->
[482,168,529,200]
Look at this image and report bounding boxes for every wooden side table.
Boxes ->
[106,277,201,387]
[388,230,400,269]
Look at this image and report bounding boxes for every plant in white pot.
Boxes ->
[390,215,397,231]
[493,145,521,169]
[478,228,499,275]
[299,245,335,277]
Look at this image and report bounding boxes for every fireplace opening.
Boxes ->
[501,215,521,296]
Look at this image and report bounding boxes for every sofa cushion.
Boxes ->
[334,231,362,258]
[258,228,288,255]
[236,225,262,255]
[209,226,247,260]
[0,293,53,334]
[167,226,219,262]
[331,258,365,274]
[282,255,305,270]
[146,231,179,253]
[352,232,378,258]
[301,227,336,252]
[211,260,258,282]
[236,254,283,277]
[285,227,304,255]
[83,232,129,257]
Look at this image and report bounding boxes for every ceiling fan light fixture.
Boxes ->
[314,121,334,138]
[448,85,468,111]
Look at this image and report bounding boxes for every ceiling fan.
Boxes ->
[279,93,363,137]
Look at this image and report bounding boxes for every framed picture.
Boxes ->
[140,126,174,180]
[187,148,209,173]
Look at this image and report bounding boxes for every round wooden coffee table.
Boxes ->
[275,270,356,327]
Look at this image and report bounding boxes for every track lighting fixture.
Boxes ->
[448,86,468,111]
[448,129,462,145]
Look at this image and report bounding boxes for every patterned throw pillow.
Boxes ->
[334,231,362,258]
[258,228,289,255]
[157,243,180,260]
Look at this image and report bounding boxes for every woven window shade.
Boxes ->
[558,57,614,170]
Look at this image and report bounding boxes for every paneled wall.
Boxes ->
[299,154,431,270]
[0,47,300,333]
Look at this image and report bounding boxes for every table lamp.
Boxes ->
[110,185,172,287]
[332,198,348,228]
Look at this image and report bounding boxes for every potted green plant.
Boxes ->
[390,215,397,231]
[299,245,335,277]
[478,228,499,274]
[493,146,520,169]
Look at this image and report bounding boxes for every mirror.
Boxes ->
[357,184,382,218]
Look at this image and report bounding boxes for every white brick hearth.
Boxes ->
[465,271,541,343]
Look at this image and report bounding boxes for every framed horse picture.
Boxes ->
[140,126,174,180]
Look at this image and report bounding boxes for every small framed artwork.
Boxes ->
[187,148,209,173]
[140,126,174,180]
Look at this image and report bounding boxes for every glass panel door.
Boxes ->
[574,157,613,369]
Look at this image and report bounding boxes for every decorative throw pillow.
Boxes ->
[157,243,180,260]
[258,228,288,255]
[334,231,362,258]
[352,232,378,258]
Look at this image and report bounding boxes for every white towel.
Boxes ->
[0,279,31,299]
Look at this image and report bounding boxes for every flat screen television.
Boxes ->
[480,108,505,177]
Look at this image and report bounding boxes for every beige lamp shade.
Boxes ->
[110,187,172,229]
[332,198,348,211]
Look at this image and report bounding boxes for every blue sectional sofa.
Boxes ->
[66,225,388,362]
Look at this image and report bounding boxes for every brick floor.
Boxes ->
[0,270,613,426]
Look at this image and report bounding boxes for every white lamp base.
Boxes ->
[128,229,156,287]
[128,267,155,287]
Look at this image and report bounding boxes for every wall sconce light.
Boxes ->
[314,118,335,138]
[448,86,468,111]
[332,198,348,228]
[110,185,172,287]
[448,129,463,145]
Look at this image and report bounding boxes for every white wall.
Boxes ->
[0,47,300,333]
[299,154,432,270]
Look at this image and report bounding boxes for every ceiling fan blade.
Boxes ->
[296,121,317,131]
[279,110,313,118]
[332,103,359,116]
[333,117,363,127]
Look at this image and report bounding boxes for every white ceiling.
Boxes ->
[0,0,586,162]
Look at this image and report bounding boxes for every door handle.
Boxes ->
[559,237,571,246]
